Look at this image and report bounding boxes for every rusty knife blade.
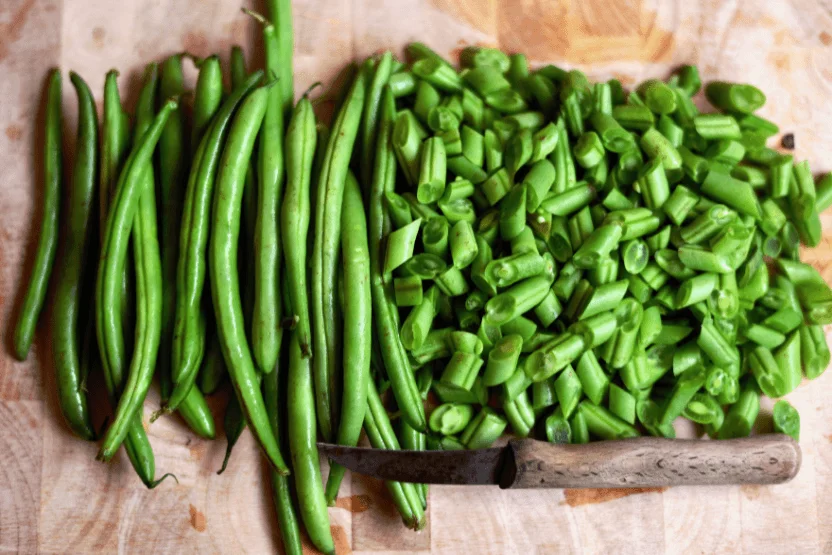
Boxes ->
[317,443,507,485]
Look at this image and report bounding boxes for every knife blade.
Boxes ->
[319,435,801,488]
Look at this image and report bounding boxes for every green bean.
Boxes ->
[612,105,654,131]
[637,79,677,114]
[264,0,294,119]
[157,56,187,403]
[230,49,259,285]
[485,273,554,326]
[459,45,509,71]
[285,334,334,552]
[157,56,216,436]
[675,65,701,95]
[418,136,447,203]
[705,81,766,114]
[579,401,639,439]
[700,169,761,219]
[218,394,247,474]
[369,89,426,431]
[190,55,222,152]
[367,379,426,528]
[51,72,97,440]
[263,352,302,555]
[402,282,439,348]
[718,378,760,439]
[608,383,636,424]
[573,349,608,406]
[801,324,830,379]
[311,71,366,441]
[14,69,62,360]
[385,218,422,273]
[170,71,264,410]
[693,114,742,140]
[551,118,577,193]
[413,56,463,92]
[281,97,316,355]
[448,219,477,269]
[325,174,371,503]
[246,24,287,376]
[816,172,832,212]
[504,388,535,437]
[458,407,504,449]
[360,52,393,188]
[98,66,165,458]
[207,85,289,473]
[572,224,622,269]
[772,400,800,441]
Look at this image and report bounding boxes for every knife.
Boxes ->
[318,435,800,488]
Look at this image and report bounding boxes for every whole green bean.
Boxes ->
[14,69,62,360]
[208,85,289,474]
[52,72,97,439]
[158,55,216,438]
[282,97,317,355]
[253,23,286,374]
[311,70,366,440]
[325,173,371,503]
[98,66,165,459]
[169,70,264,410]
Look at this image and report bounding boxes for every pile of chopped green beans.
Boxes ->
[372,43,828,454]
[12,10,832,549]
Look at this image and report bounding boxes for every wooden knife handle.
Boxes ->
[500,435,801,489]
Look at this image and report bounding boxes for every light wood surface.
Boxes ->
[1,0,832,553]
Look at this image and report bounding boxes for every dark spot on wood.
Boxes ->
[781,133,794,150]
[334,494,372,513]
[331,525,352,555]
[562,486,668,507]
[769,457,778,465]
[189,504,207,532]
[0,0,36,61]
[5,125,23,141]
[182,31,210,58]
[92,27,106,48]
[820,31,832,46]
[656,458,666,468]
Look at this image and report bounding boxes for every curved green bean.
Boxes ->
[252,23,285,374]
[325,173,372,503]
[98,65,165,460]
[14,69,62,361]
[169,70,264,411]
[282,97,316,356]
[208,85,288,473]
[287,333,334,554]
[311,69,366,440]
[52,71,97,439]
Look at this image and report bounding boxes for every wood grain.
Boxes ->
[1,0,832,553]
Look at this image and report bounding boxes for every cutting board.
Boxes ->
[1,0,832,553]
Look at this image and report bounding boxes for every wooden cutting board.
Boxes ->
[1,0,831,553]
